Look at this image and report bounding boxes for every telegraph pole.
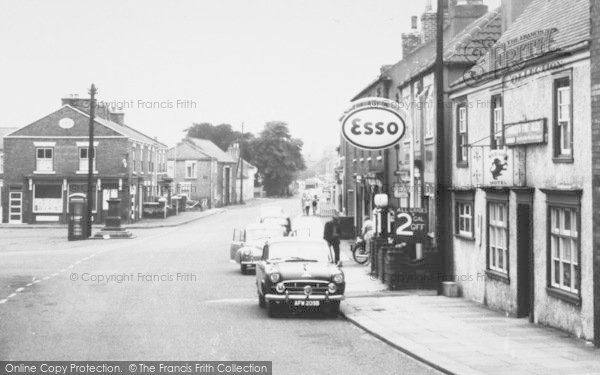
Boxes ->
[87,84,97,237]
[435,0,451,279]
[239,122,245,204]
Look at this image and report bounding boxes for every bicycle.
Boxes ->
[351,236,370,264]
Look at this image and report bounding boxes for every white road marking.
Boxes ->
[33,280,40,284]
[42,276,50,281]
[7,293,16,298]
[25,283,33,287]
[15,288,24,293]
[0,299,6,304]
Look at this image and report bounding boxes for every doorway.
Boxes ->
[516,203,533,319]
[224,167,231,205]
[9,191,22,224]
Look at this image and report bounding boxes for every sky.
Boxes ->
[0,0,499,159]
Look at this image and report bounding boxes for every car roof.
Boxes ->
[245,223,286,231]
[267,236,328,245]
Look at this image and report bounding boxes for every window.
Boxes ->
[78,147,96,172]
[457,104,468,165]
[185,160,197,178]
[456,203,473,237]
[549,207,579,294]
[491,95,503,149]
[178,182,192,197]
[553,76,572,159]
[488,201,508,274]
[36,148,53,172]
[33,184,62,213]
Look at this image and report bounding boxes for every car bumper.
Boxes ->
[241,260,259,266]
[265,294,344,301]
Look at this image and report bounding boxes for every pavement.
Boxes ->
[339,243,600,375]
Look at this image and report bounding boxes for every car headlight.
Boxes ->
[276,282,285,293]
[328,283,337,293]
[269,273,280,283]
[333,273,344,284]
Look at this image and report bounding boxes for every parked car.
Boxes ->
[258,206,291,235]
[231,224,287,274]
[291,216,324,237]
[255,237,345,317]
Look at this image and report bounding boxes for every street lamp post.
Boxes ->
[239,122,245,204]
[87,84,97,238]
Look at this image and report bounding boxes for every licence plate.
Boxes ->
[294,300,320,307]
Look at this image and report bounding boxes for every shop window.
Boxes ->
[553,75,573,161]
[488,200,508,276]
[33,184,62,213]
[456,104,468,166]
[36,148,54,172]
[490,95,503,149]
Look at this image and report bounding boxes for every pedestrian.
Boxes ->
[312,195,318,215]
[324,212,342,263]
[304,197,310,216]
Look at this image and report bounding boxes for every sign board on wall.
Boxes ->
[504,119,546,146]
[470,147,526,187]
[341,98,407,150]
[394,208,428,242]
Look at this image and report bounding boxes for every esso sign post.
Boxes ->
[341,98,407,150]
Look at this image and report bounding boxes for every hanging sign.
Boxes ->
[394,208,428,242]
[341,98,407,150]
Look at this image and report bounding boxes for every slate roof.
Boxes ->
[453,0,590,87]
[166,141,211,160]
[185,138,237,163]
[352,8,502,98]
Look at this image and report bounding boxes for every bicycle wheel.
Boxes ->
[352,243,369,264]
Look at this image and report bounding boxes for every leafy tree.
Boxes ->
[185,122,252,152]
[250,121,305,196]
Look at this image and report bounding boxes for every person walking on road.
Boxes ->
[312,195,318,215]
[303,197,311,216]
[324,213,342,263]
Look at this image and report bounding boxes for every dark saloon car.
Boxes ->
[255,237,345,317]
[230,224,287,274]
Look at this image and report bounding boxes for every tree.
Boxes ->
[251,121,305,196]
[185,123,252,151]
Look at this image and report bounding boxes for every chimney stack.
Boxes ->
[109,111,125,125]
[402,15,423,59]
[501,0,534,32]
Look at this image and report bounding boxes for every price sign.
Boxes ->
[394,208,428,242]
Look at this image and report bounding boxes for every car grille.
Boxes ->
[283,281,329,295]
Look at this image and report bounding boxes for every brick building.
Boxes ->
[0,127,18,222]
[449,0,595,341]
[167,138,236,207]
[2,98,167,224]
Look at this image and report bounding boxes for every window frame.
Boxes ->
[542,189,581,304]
[78,146,97,172]
[454,190,475,240]
[185,160,197,179]
[456,102,468,167]
[35,147,54,172]
[486,191,509,282]
[552,72,573,162]
[490,94,503,150]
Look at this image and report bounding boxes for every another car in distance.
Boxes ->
[255,237,345,317]
[291,216,324,237]
[258,206,291,235]
[230,224,287,274]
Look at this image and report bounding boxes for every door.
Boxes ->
[224,167,231,205]
[516,203,533,319]
[9,191,22,224]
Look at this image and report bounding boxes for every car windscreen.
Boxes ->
[268,242,331,262]
[245,228,284,241]
[262,217,287,226]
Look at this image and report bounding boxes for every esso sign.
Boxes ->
[341,105,406,150]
